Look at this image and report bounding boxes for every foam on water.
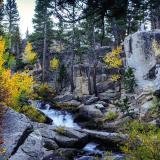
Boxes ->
[35,101,80,129]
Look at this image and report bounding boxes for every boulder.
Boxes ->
[103,117,131,132]
[78,95,93,104]
[59,100,81,107]
[124,31,160,92]
[96,101,108,107]
[98,91,120,101]
[54,94,75,103]
[95,104,105,110]
[79,129,128,148]
[53,128,88,148]
[54,134,79,148]
[96,81,119,93]
[42,138,59,150]
[1,106,33,159]
[9,130,45,160]
[56,148,81,160]
[78,104,103,119]
[85,96,99,105]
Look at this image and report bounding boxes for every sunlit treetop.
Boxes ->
[22,42,37,64]
[50,57,59,71]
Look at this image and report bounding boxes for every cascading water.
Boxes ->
[32,101,125,159]
[35,101,80,128]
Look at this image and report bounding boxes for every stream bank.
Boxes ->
[0,103,127,160]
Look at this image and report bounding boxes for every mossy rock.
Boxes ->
[20,105,52,124]
[54,102,78,112]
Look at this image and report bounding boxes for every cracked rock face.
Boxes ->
[124,31,160,92]
[1,106,33,159]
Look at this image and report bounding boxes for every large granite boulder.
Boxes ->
[1,106,33,159]
[124,30,160,92]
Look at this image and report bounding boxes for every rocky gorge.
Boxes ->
[1,30,160,160]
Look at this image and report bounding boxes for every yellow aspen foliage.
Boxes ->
[111,74,121,81]
[104,47,122,82]
[23,42,37,64]
[0,37,5,70]
[50,57,59,71]
[0,38,34,109]
[103,47,122,69]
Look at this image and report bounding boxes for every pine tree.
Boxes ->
[5,0,19,33]
[4,0,20,52]
[0,0,4,35]
[30,0,53,81]
[12,26,21,58]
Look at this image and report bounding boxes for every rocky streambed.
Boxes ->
[0,102,127,160]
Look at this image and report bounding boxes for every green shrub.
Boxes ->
[20,105,46,123]
[34,83,56,102]
[116,96,132,116]
[122,120,160,160]
[124,67,136,93]
[152,96,160,113]
[103,111,118,122]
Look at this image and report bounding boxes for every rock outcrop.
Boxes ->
[124,30,160,92]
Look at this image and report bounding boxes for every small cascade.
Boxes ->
[35,101,80,129]
[83,142,103,155]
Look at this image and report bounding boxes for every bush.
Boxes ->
[116,97,133,116]
[152,96,160,113]
[34,83,56,102]
[20,105,46,123]
[103,111,118,122]
[124,67,136,93]
[122,121,160,160]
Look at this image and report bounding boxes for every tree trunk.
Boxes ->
[42,22,47,82]
[70,5,76,93]
[100,17,105,46]
[87,57,92,95]
[93,63,98,96]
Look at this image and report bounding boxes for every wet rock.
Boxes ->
[56,148,81,160]
[75,156,97,160]
[42,138,59,150]
[79,129,128,149]
[53,128,88,148]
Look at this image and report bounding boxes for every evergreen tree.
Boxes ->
[4,0,20,52]
[0,0,4,35]
[12,26,21,58]
[30,0,54,81]
[5,0,19,32]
